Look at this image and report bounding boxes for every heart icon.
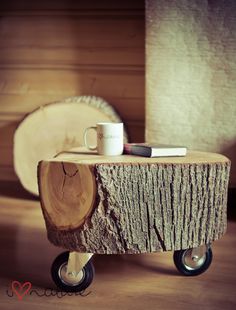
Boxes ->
[11,281,32,301]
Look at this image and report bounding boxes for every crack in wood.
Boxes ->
[61,162,78,177]
[60,162,79,201]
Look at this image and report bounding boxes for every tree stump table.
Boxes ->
[38,148,230,291]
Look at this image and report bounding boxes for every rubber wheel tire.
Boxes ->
[173,247,213,276]
[51,251,94,292]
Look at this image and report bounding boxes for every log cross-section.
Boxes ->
[39,161,96,230]
[38,148,230,254]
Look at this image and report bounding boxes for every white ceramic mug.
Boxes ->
[83,122,124,156]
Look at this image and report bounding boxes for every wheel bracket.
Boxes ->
[66,252,93,277]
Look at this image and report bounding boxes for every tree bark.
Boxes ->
[38,149,230,254]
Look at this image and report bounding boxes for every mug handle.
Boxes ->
[83,126,97,150]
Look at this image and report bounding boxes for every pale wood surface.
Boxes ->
[0,0,145,180]
[13,96,127,195]
[39,149,230,254]
[53,148,229,164]
[0,187,235,310]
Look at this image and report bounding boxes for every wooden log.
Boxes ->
[38,149,230,254]
[14,96,128,196]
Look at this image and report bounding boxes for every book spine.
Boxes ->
[123,144,132,154]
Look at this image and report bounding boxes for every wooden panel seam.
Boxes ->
[0,9,145,17]
[0,64,144,72]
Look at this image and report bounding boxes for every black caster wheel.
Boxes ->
[173,246,213,276]
[51,251,94,292]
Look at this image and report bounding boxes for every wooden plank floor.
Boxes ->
[0,185,236,310]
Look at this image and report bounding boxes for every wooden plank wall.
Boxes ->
[0,0,145,181]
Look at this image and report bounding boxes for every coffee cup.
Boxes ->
[83,122,124,156]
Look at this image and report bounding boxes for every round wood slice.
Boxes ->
[14,96,128,196]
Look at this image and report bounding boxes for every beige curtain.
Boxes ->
[146,0,236,186]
